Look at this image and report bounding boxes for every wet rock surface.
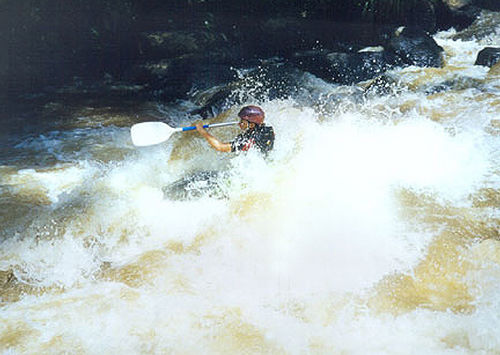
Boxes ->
[475,47,500,67]
[386,27,444,68]
[292,49,399,85]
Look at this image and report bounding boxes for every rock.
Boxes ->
[126,55,238,101]
[452,10,500,41]
[140,31,203,58]
[363,74,401,97]
[139,30,229,59]
[402,0,438,32]
[189,62,305,118]
[475,47,500,67]
[291,26,445,86]
[436,3,481,30]
[386,27,444,68]
[292,48,399,85]
[129,59,171,84]
[230,16,382,62]
[307,0,438,32]
[442,0,473,9]
[470,0,500,11]
[189,86,234,119]
[125,58,188,99]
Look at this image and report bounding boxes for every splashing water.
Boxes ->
[1,19,500,354]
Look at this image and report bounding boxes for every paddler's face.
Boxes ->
[239,119,249,130]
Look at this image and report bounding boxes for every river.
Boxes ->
[1,14,499,354]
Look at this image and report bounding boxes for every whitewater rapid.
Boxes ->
[1,19,500,354]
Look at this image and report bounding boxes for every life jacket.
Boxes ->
[231,125,275,153]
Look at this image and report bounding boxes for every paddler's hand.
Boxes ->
[195,121,210,138]
[194,121,204,132]
[193,121,232,152]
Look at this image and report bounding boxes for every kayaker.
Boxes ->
[194,105,275,153]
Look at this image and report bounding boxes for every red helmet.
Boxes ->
[238,105,265,124]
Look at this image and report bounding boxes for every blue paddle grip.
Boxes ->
[182,125,209,131]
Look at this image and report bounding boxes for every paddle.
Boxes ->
[130,121,239,147]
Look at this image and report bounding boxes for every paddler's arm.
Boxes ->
[195,122,232,152]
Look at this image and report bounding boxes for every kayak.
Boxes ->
[162,170,229,201]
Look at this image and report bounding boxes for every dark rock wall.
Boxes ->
[0,0,495,104]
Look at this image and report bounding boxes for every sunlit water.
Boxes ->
[1,16,499,354]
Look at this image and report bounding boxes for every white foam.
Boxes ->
[6,162,95,203]
[1,14,500,354]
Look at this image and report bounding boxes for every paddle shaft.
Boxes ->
[180,121,239,132]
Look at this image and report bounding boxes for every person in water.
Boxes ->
[194,105,275,153]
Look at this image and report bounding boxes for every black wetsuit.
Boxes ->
[230,124,275,153]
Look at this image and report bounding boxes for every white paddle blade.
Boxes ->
[130,122,176,146]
